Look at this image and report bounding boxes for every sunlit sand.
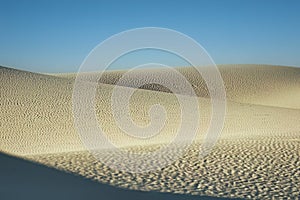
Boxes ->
[0,64,299,199]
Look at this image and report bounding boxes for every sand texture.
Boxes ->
[0,64,299,199]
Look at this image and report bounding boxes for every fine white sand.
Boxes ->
[0,64,299,199]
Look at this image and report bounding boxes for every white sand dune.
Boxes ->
[57,64,300,109]
[0,65,299,199]
[1,152,217,200]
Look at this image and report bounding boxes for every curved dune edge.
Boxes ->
[56,64,300,109]
[1,152,229,200]
[0,65,299,199]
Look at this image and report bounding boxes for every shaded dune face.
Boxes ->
[58,64,300,109]
[0,65,300,199]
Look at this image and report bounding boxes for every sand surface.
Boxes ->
[0,64,299,199]
[1,152,221,200]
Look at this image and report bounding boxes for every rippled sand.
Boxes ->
[1,64,299,199]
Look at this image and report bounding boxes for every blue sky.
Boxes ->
[0,0,300,72]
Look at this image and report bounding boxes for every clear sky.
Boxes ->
[0,0,300,72]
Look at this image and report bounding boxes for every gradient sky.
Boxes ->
[0,0,300,72]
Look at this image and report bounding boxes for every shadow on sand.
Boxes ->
[0,153,236,200]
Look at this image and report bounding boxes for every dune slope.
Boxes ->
[57,64,300,109]
[0,65,299,199]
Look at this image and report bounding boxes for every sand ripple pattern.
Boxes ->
[29,138,299,199]
[1,65,300,199]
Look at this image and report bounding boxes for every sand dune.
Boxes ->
[1,152,223,200]
[0,65,299,199]
[57,64,300,109]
